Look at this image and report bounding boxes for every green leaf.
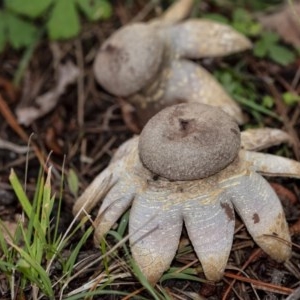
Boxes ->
[260,31,279,45]
[117,210,130,237]
[253,32,280,58]
[202,13,229,24]
[9,169,33,218]
[47,0,80,40]
[253,39,268,58]
[232,8,261,36]
[262,95,274,108]
[77,0,112,21]
[64,226,93,275]
[247,23,262,36]
[67,168,79,197]
[269,45,296,66]
[5,0,53,18]
[6,12,38,49]
[233,8,252,24]
[282,92,300,106]
[13,244,54,297]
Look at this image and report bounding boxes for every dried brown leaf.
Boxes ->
[16,61,79,126]
[257,1,300,48]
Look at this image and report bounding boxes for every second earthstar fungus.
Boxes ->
[93,0,252,127]
[73,103,300,284]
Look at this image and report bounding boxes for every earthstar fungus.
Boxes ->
[73,103,300,283]
[93,1,252,126]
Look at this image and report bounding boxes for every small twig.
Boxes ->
[285,284,300,300]
[0,94,45,166]
[222,248,263,300]
[224,272,294,295]
[75,39,85,128]
[121,287,145,300]
[173,258,198,275]
[82,136,117,175]
[130,0,159,23]
[0,137,30,154]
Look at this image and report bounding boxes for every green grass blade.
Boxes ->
[100,236,109,274]
[64,226,93,276]
[9,169,32,217]
[65,290,149,300]
[0,260,15,271]
[53,158,65,243]
[12,243,54,297]
[161,271,207,283]
[117,210,129,237]
[129,257,162,300]
[27,168,44,247]
[235,95,281,120]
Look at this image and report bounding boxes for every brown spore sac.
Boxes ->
[139,103,241,181]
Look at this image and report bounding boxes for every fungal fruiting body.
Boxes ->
[73,103,299,283]
[94,1,252,126]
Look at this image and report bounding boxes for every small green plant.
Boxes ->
[0,167,94,298]
[214,66,281,123]
[231,7,262,37]
[0,0,112,52]
[262,92,300,107]
[254,31,296,66]
[0,168,57,297]
[282,91,300,105]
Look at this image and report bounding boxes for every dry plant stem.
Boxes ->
[1,153,36,170]
[291,104,300,126]
[0,138,29,153]
[222,248,264,300]
[0,94,45,166]
[130,1,158,23]
[121,287,145,300]
[75,39,85,128]
[0,77,18,101]
[285,286,300,300]
[224,273,294,295]
[75,39,87,171]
